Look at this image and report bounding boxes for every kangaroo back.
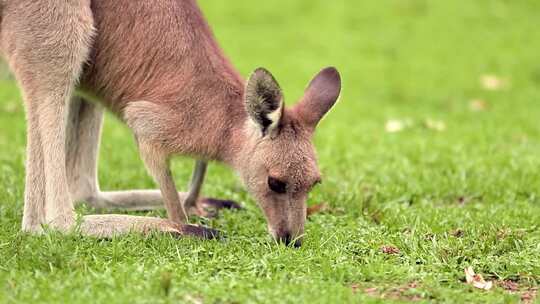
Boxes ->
[0,1,4,37]
[0,3,4,54]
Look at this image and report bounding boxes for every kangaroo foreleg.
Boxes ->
[183,160,207,210]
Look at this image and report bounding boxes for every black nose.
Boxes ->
[276,232,302,248]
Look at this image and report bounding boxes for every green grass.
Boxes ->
[1,0,540,303]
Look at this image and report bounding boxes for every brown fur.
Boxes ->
[81,0,245,160]
[0,0,341,245]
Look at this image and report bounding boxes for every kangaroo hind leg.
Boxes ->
[3,1,94,231]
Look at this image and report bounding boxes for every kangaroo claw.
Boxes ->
[200,198,243,210]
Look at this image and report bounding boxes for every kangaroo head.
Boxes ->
[236,67,341,247]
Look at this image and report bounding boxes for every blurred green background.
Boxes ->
[1,0,540,303]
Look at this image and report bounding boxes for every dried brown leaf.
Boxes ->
[385,119,404,133]
[424,118,446,131]
[381,245,400,255]
[480,74,509,91]
[464,267,493,290]
[385,119,412,133]
[451,229,464,238]
[469,99,488,112]
[184,295,204,304]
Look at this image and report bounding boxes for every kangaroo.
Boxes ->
[0,0,341,247]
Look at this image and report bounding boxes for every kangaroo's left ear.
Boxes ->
[294,67,341,129]
[245,67,284,137]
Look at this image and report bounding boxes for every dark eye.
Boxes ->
[268,177,287,194]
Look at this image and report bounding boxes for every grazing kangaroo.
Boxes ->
[0,0,341,247]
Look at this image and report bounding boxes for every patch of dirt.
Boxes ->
[521,287,538,304]
[497,280,538,303]
[353,282,424,301]
[499,280,519,292]
[497,280,539,304]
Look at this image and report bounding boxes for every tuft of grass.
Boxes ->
[1,0,540,303]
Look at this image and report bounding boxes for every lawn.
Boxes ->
[1,0,540,303]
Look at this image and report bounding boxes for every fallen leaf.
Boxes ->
[307,203,329,217]
[451,229,464,238]
[480,74,508,91]
[381,245,400,255]
[469,99,488,112]
[465,266,493,291]
[496,228,514,240]
[424,119,446,131]
[464,267,475,283]
[385,119,412,133]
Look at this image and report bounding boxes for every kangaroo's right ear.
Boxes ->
[245,68,284,137]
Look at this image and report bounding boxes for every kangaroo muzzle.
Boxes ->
[272,228,303,248]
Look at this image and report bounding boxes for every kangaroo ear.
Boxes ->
[295,67,341,129]
[245,67,284,137]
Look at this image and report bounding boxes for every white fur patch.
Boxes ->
[266,102,283,131]
[245,118,264,138]
[245,100,283,138]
